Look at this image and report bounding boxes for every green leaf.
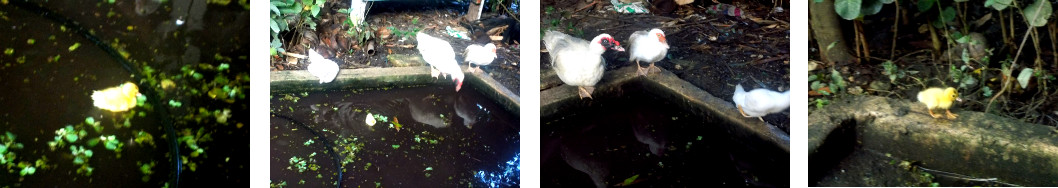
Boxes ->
[69,42,81,51]
[20,166,35,176]
[834,0,863,20]
[1018,68,1034,89]
[939,7,956,24]
[311,6,321,17]
[917,0,935,12]
[270,3,281,15]
[66,134,78,142]
[169,100,182,108]
[622,174,639,185]
[87,138,100,147]
[830,69,847,92]
[987,0,1013,11]
[270,20,280,33]
[861,0,885,16]
[1023,0,1053,27]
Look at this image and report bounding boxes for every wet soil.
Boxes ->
[540,0,790,132]
[270,86,519,187]
[271,2,521,94]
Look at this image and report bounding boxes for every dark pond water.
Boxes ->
[541,82,789,187]
[0,0,249,187]
[270,86,519,187]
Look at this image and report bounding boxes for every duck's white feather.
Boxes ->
[307,49,339,83]
[734,84,790,117]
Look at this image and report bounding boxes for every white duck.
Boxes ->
[416,32,465,91]
[307,49,340,83]
[464,43,497,73]
[628,28,669,76]
[733,84,790,121]
[543,30,625,99]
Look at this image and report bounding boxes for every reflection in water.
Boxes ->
[562,139,610,188]
[134,0,162,15]
[271,86,519,187]
[632,114,667,156]
[454,95,488,129]
[406,95,451,128]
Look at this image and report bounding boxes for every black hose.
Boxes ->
[271,112,344,188]
[8,1,182,187]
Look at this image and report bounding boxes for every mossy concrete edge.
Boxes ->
[270,66,520,114]
[541,66,790,152]
[809,95,1058,186]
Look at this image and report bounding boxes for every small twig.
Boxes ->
[736,44,770,54]
[890,0,900,59]
[750,54,789,65]
[281,51,307,59]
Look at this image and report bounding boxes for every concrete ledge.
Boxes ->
[270,66,520,114]
[540,66,790,152]
[809,95,1058,186]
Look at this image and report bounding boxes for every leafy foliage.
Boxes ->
[834,0,893,20]
[270,0,327,56]
[1023,0,1053,27]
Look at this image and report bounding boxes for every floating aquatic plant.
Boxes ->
[69,145,93,167]
[100,135,123,152]
[334,137,363,166]
[1,132,25,165]
[169,100,182,108]
[215,109,232,123]
[20,166,35,176]
[68,42,80,51]
[49,125,85,150]
[288,154,319,173]
[138,161,155,182]
[134,131,155,147]
[179,127,213,171]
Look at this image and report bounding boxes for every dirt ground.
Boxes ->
[270,2,521,94]
[808,2,1058,129]
[540,0,791,132]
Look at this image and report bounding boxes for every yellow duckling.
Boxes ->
[91,82,140,112]
[917,87,961,119]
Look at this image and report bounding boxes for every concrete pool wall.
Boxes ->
[540,66,790,152]
[270,65,520,114]
[809,95,1058,186]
